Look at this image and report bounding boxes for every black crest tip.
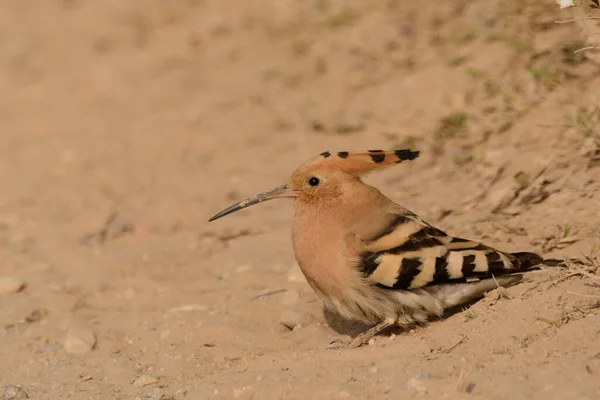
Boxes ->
[394,149,420,161]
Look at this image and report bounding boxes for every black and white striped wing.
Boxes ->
[357,214,542,290]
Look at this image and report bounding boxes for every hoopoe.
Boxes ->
[209,150,556,348]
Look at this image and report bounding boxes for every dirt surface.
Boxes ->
[1,1,600,399]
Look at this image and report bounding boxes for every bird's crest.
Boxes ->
[208,149,420,222]
[304,150,420,177]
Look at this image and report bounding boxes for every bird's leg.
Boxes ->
[348,317,395,349]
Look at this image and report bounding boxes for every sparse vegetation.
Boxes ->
[448,55,470,67]
[464,308,477,320]
[323,9,362,29]
[563,224,572,238]
[436,112,468,138]
[573,106,600,138]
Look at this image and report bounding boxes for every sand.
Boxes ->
[0,1,599,399]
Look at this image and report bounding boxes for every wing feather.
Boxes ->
[357,214,542,290]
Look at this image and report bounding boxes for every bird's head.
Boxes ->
[208,149,420,222]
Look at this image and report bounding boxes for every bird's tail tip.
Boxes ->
[511,252,564,269]
[540,258,565,267]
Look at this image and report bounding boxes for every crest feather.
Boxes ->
[313,150,420,176]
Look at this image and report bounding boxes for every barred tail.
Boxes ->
[510,252,544,270]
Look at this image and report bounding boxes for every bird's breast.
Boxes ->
[291,211,355,301]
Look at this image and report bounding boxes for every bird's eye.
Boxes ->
[308,177,320,187]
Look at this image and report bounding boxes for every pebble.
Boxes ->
[1,385,29,399]
[160,329,171,339]
[487,186,515,212]
[64,327,96,354]
[24,308,48,323]
[124,288,136,299]
[142,388,164,400]
[38,345,59,353]
[235,264,251,273]
[0,277,26,296]
[279,309,310,330]
[133,375,160,387]
[405,371,431,395]
[232,386,253,399]
[167,304,206,314]
[49,381,62,390]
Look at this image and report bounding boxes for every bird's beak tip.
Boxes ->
[208,184,296,222]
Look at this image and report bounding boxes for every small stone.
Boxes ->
[49,380,62,390]
[143,388,164,400]
[279,309,310,330]
[64,327,96,354]
[167,304,206,314]
[160,329,171,339]
[235,265,251,273]
[287,263,306,283]
[1,385,29,399]
[405,371,431,395]
[488,185,518,213]
[39,345,58,353]
[232,386,252,398]
[24,308,48,323]
[368,365,378,374]
[124,288,136,299]
[133,375,160,387]
[0,278,26,296]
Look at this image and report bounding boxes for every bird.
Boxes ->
[209,149,558,348]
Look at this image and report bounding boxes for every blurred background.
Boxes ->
[1,1,599,399]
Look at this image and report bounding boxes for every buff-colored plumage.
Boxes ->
[209,150,555,348]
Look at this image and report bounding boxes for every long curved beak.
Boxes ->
[208,184,299,222]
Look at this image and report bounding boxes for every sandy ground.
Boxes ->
[1,1,600,399]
